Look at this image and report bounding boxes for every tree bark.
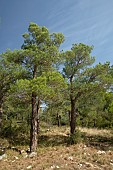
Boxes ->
[30,65,38,153]
[68,110,71,124]
[37,98,40,134]
[70,99,77,134]
[70,76,77,135]
[57,112,61,127]
[0,103,3,133]
[30,92,38,152]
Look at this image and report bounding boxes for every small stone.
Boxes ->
[56,165,60,168]
[23,154,28,158]
[0,154,7,160]
[51,165,55,169]
[11,146,16,149]
[110,163,113,166]
[97,150,105,154]
[85,162,93,167]
[68,156,73,161]
[26,148,30,153]
[12,160,15,162]
[20,150,26,154]
[14,156,19,159]
[26,165,32,169]
[79,164,82,167]
[29,152,37,158]
[21,150,28,158]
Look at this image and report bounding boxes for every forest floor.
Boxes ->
[1,125,113,170]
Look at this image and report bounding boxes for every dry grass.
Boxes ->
[79,127,113,138]
[1,126,113,170]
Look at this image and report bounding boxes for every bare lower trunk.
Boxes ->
[0,103,3,133]
[68,110,71,124]
[30,92,37,152]
[57,113,61,127]
[37,99,40,134]
[70,99,77,134]
[30,65,38,153]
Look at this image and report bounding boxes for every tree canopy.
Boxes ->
[0,22,113,152]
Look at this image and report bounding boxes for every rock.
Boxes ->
[0,154,7,160]
[26,165,32,169]
[51,165,55,169]
[0,149,5,156]
[14,156,19,159]
[85,162,93,167]
[11,146,16,149]
[22,152,28,158]
[20,149,26,154]
[67,156,73,161]
[29,152,37,158]
[51,165,60,169]
[110,163,113,166]
[97,150,106,154]
[47,129,50,131]
[20,150,28,158]
[26,148,30,153]
[79,164,83,167]
[56,165,60,169]
[12,160,15,163]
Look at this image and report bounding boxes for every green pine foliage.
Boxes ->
[0,22,113,149]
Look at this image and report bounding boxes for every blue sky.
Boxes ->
[0,0,113,64]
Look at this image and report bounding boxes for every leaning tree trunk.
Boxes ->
[70,99,77,134]
[30,65,38,153]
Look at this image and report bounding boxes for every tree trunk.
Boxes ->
[37,98,40,134]
[0,103,3,133]
[93,118,96,127]
[30,92,37,152]
[70,76,77,134]
[57,113,61,127]
[68,110,71,124]
[70,99,77,134]
[30,65,38,153]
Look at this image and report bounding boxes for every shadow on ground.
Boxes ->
[1,128,113,152]
[38,131,113,151]
[38,134,69,147]
[83,133,113,151]
[0,133,30,146]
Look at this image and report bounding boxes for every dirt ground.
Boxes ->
[1,126,113,170]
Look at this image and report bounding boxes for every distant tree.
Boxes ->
[77,90,106,128]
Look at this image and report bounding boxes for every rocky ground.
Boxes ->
[1,126,113,170]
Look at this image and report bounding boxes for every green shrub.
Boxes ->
[67,129,82,145]
[1,119,30,145]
